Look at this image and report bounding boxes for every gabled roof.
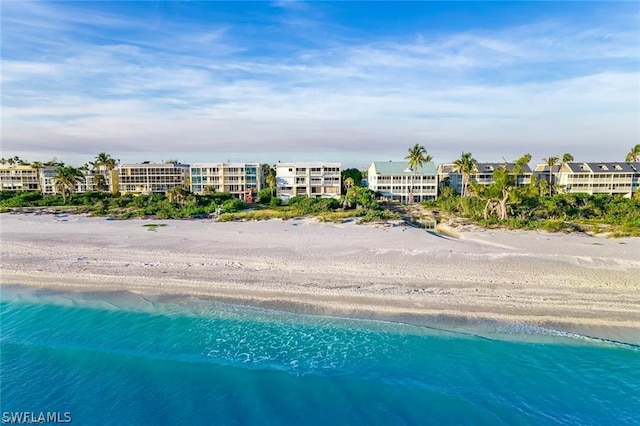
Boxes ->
[630,163,640,173]
[565,163,589,173]
[534,164,561,173]
[371,161,436,175]
[586,162,636,173]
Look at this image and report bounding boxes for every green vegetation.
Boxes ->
[0,190,239,219]
[341,168,363,194]
[428,188,640,237]
[0,184,392,225]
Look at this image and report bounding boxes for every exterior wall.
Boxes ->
[368,163,437,203]
[118,163,189,194]
[555,163,638,197]
[0,166,41,191]
[190,163,262,201]
[276,163,341,200]
[561,173,636,196]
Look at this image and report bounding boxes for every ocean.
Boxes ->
[1,285,639,425]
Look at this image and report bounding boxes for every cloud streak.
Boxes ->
[1,1,638,166]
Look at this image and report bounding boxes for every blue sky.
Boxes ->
[2,1,639,168]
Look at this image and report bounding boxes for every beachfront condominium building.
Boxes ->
[276,162,341,200]
[118,162,190,194]
[0,165,41,192]
[551,162,640,197]
[189,163,262,201]
[39,167,120,195]
[438,162,532,194]
[367,161,438,203]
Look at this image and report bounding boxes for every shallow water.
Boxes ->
[1,285,639,425]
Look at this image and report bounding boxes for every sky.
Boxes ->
[1,1,639,169]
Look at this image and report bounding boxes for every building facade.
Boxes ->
[439,162,532,195]
[554,162,640,197]
[276,162,341,200]
[118,162,189,194]
[189,163,262,201]
[0,165,41,191]
[367,161,438,203]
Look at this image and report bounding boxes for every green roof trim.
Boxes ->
[372,161,437,175]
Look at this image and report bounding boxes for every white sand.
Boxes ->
[1,213,639,342]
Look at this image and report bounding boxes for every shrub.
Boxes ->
[221,198,245,213]
[257,188,272,204]
[270,197,282,207]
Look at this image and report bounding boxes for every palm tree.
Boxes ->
[343,177,355,192]
[0,158,6,165]
[93,152,118,192]
[93,174,108,192]
[404,144,432,203]
[543,156,559,196]
[265,167,277,196]
[626,144,640,162]
[166,185,190,206]
[557,153,574,193]
[452,152,477,197]
[53,166,85,204]
[31,161,44,187]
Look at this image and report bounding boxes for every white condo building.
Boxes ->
[0,165,41,191]
[552,162,640,197]
[439,162,532,194]
[367,161,438,203]
[189,163,262,201]
[276,162,341,200]
[118,162,190,194]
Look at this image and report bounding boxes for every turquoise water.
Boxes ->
[1,285,639,425]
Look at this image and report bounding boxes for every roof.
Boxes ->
[630,163,640,173]
[190,162,260,168]
[121,163,190,169]
[371,161,436,175]
[476,163,532,173]
[276,162,341,168]
[565,163,589,173]
[534,164,562,173]
[585,162,637,173]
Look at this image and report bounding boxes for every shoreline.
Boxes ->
[2,213,639,344]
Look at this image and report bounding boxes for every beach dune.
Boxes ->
[1,213,639,343]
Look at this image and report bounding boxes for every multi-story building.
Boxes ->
[367,161,437,203]
[276,162,341,200]
[554,162,640,197]
[0,165,41,191]
[189,163,262,201]
[118,162,189,194]
[439,162,532,194]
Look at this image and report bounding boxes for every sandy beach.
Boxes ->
[1,213,639,343]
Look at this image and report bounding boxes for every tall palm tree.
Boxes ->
[53,166,85,204]
[557,153,574,193]
[543,156,559,196]
[452,152,477,197]
[265,168,277,196]
[93,152,118,192]
[343,177,355,192]
[93,174,108,192]
[166,185,190,206]
[626,144,640,162]
[31,161,44,188]
[404,144,432,203]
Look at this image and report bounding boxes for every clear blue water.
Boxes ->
[1,285,639,425]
